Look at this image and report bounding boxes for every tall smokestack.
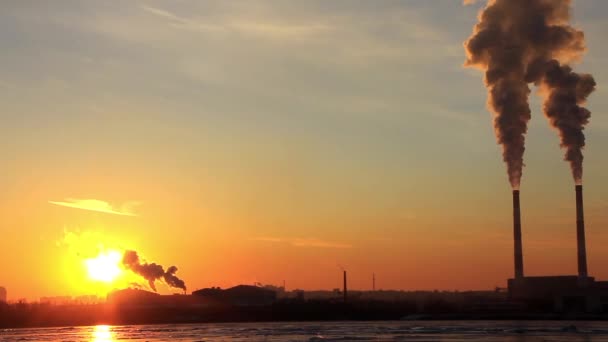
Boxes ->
[575,185,588,278]
[343,270,347,303]
[513,190,524,279]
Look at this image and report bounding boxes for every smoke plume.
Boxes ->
[122,250,187,293]
[540,61,595,184]
[129,282,144,289]
[164,266,187,291]
[464,0,595,187]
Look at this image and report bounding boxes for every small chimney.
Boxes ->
[343,270,347,303]
[513,190,524,279]
[372,273,375,292]
[575,185,588,278]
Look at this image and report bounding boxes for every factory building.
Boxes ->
[193,285,277,306]
[507,185,608,312]
[104,285,278,308]
[509,276,608,312]
[0,287,6,303]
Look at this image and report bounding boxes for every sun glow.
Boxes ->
[92,325,115,342]
[85,250,123,283]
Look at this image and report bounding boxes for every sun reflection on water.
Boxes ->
[91,325,115,342]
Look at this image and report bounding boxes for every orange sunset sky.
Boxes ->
[1,1,607,300]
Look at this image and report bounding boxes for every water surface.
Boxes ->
[2,320,608,341]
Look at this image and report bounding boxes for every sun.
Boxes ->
[85,250,123,283]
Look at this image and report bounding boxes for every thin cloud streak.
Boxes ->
[140,4,331,37]
[49,198,140,216]
[252,237,353,249]
[140,5,226,33]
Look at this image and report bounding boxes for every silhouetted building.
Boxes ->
[0,287,6,303]
[39,296,73,306]
[193,285,277,306]
[107,288,206,308]
[509,276,608,312]
[74,295,101,305]
[107,288,160,305]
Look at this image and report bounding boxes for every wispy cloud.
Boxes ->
[291,238,353,249]
[49,198,140,216]
[253,237,284,243]
[252,236,352,249]
[229,20,331,38]
[140,5,225,33]
[140,4,331,38]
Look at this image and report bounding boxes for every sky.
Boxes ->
[0,0,607,301]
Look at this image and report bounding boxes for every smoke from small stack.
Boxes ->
[129,282,144,290]
[122,250,187,293]
[464,0,594,187]
[164,266,186,291]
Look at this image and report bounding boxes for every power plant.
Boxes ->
[462,0,603,314]
[508,185,608,312]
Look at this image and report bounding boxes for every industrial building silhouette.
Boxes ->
[507,185,608,312]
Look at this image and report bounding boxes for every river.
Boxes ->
[2,320,608,341]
